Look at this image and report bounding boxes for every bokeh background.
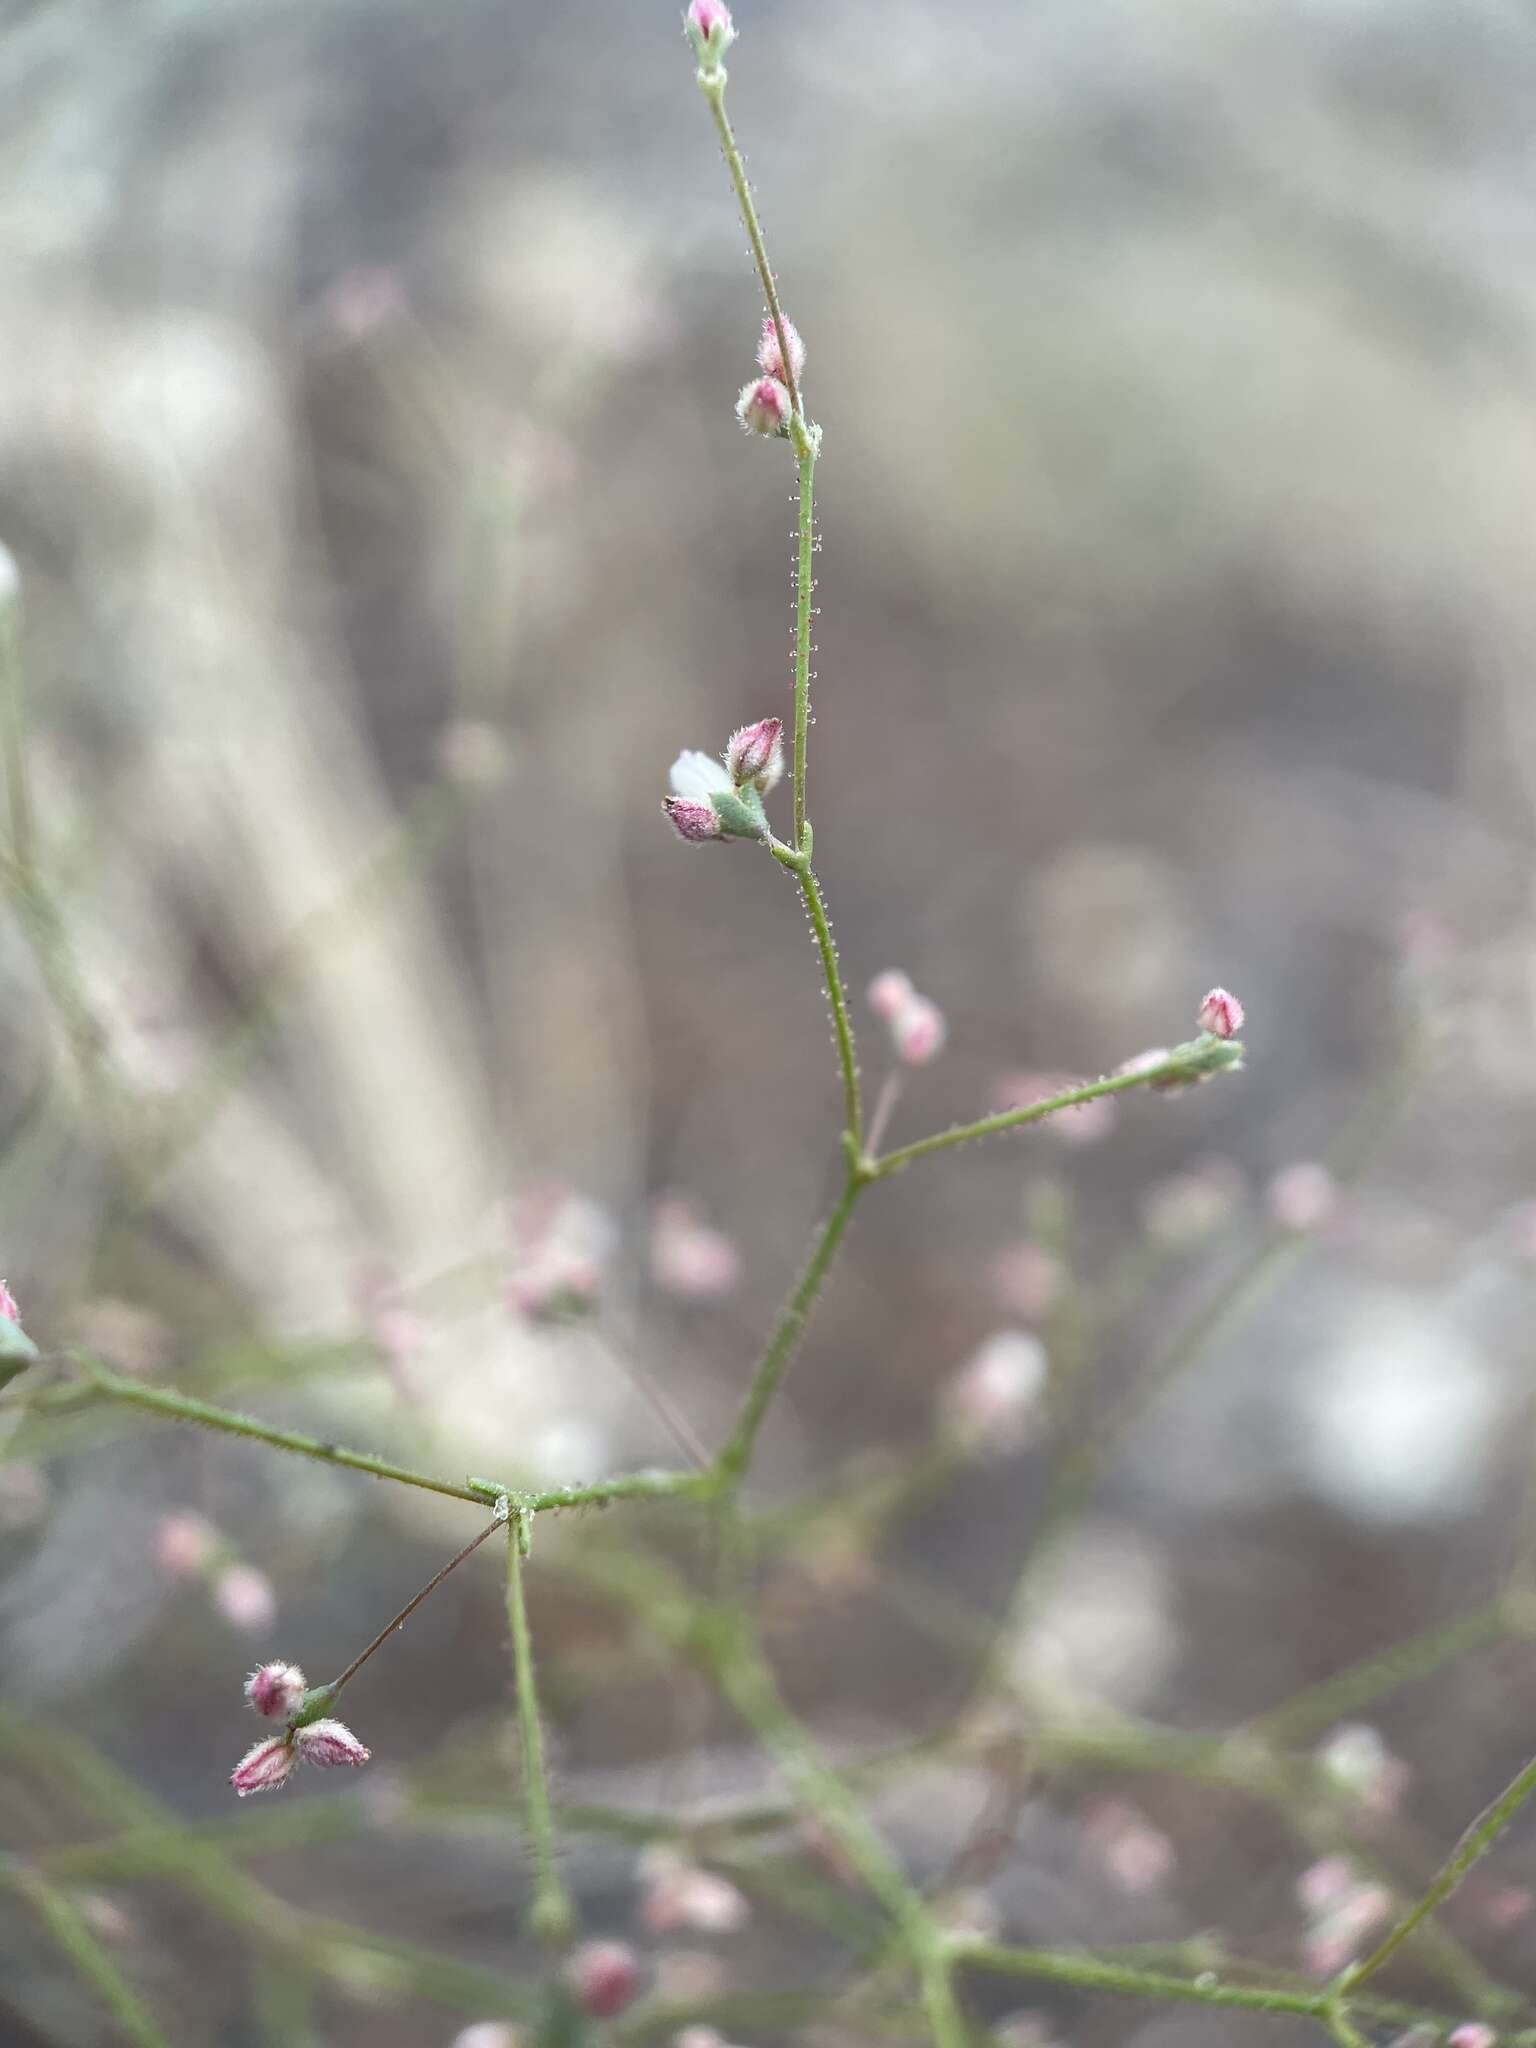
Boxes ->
[5,1,1536,2042]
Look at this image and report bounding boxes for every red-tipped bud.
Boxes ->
[757,316,805,386]
[245,1662,308,1719]
[231,1734,297,1797]
[664,794,725,842]
[1197,987,1244,1039]
[725,716,783,792]
[867,970,914,1021]
[566,1940,643,2019]
[0,1280,19,1323]
[892,993,946,1067]
[686,0,735,68]
[735,375,791,438]
[295,1718,371,1770]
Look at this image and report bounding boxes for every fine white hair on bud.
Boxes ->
[735,375,791,437]
[1197,987,1244,1039]
[757,315,805,386]
[685,0,736,70]
[725,716,783,792]
[244,1662,308,1719]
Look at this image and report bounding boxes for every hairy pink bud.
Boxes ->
[725,716,783,792]
[686,0,735,66]
[1197,987,1244,1039]
[295,1719,371,1770]
[567,1940,643,2019]
[245,1662,308,1719]
[757,315,805,386]
[0,1280,18,1323]
[664,794,725,842]
[231,1734,297,1797]
[735,375,791,438]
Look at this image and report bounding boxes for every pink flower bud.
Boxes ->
[154,1510,217,1580]
[0,1280,19,1323]
[231,1734,297,1797]
[1266,1161,1338,1234]
[664,795,725,842]
[650,1199,741,1299]
[639,1847,750,1933]
[735,375,791,438]
[685,0,735,65]
[943,1331,1048,1455]
[567,1940,643,2019]
[991,1241,1063,1322]
[1449,2028,1498,2048]
[1296,1855,1356,1917]
[215,1564,277,1633]
[295,1718,371,1770]
[1197,987,1244,1039]
[724,716,783,792]
[245,1662,308,1719]
[757,315,805,386]
[892,993,946,1066]
[867,970,914,1021]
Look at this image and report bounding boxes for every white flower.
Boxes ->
[669,750,734,802]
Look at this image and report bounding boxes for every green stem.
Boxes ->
[0,594,31,869]
[873,1040,1244,1178]
[714,1170,867,1493]
[771,842,861,1142]
[504,1515,574,1947]
[68,1358,705,1513]
[7,1859,174,2048]
[1338,1745,1536,1997]
[697,73,806,432]
[793,441,816,851]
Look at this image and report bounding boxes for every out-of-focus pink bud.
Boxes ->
[735,375,791,438]
[757,315,805,386]
[1267,1161,1338,1234]
[155,1510,218,1579]
[295,1719,371,1770]
[664,795,725,843]
[567,1940,643,2019]
[0,1280,19,1322]
[1449,2027,1497,2048]
[231,1734,297,1797]
[685,0,736,66]
[943,1331,1048,1456]
[673,2032,729,2048]
[650,1199,741,1299]
[724,716,783,792]
[450,2028,521,2048]
[1142,1159,1244,1248]
[245,1662,308,1719]
[1197,987,1244,1039]
[640,1847,750,1934]
[1482,1884,1533,1930]
[892,993,947,1066]
[867,970,914,1021]
[215,1564,277,1633]
[1296,1855,1356,1917]
[1084,1801,1175,1893]
[1301,1882,1391,1976]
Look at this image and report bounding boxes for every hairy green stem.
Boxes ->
[504,1515,574,1947]
[1338,1745,1536,1997]
[7,1858,174,2048]
[770,841,861,1141]
[793,442,816,851]
[872,1040,1244,1178]
[714,1170,867,1492]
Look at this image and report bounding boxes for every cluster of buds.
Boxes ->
[155,1510,278,1633]
[736,314,804,439]
[1295,1855,1391,1976]
[664,717,783,842]
[231,1661,370,1796]
[868,969,947,1066]
[684,0,735,75]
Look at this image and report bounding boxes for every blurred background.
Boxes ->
[5,0,1536,2042]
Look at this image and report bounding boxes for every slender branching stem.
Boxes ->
[325,1515,505,1699]
[1337,1745,1536,1998]
[504,1513,574,1947]
[793,441,817,850]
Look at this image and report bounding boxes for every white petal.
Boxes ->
[670,749,732,800]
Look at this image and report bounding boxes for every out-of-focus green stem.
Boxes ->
[7,1858,174,2048]
[504,1512,573,1947]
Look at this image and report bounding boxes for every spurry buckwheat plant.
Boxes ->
[4,9,1536,2048]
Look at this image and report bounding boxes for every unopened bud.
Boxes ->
[1197,987,1244,1039]
[892,993,947,1066]
[567,1940,643,2020]
[0,1281,19,1323]
[725,715,783,792]
[686,0,736,69]
[664,795,724,842]
[295,1718,371,1770]
[155,1510,218,1579]
[867,969,914,1021]
[215,1564,277,1633]
[735,375,791,438]
[231,1734,297,1797]
[245,1662,308,1719]
[757,315,805,386]
[1267,1160,1337,1234]
[1450,2025,1498,2048]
